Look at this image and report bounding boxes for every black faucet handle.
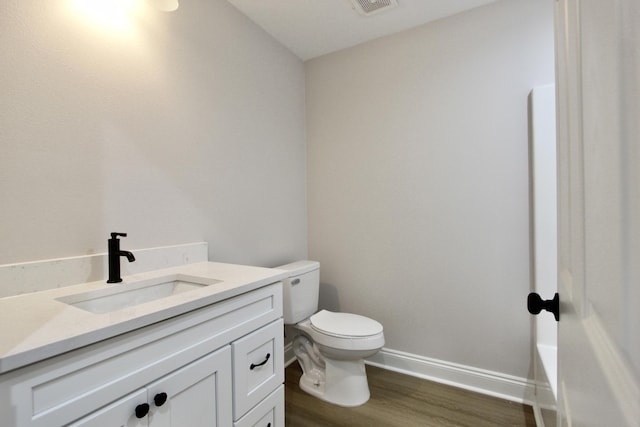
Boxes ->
[110,232,128,239]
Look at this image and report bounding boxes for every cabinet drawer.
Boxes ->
[66,389,148,427]
[232,319,284,419]
[234,385,284,427]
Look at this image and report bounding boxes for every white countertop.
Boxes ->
[0,262,289,374]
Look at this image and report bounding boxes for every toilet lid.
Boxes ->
[310,310,383,337]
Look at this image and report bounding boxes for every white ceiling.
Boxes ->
[226,0,499,61]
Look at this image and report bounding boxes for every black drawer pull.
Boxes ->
[135,403,150,419]
[250,353,271,370]
[267,423,271,427]
[154,392,168,407]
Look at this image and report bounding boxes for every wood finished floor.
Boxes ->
[284,362,536,427]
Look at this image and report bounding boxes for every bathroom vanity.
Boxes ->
[0,262,288,427]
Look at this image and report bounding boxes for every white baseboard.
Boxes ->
[285,343,535,405]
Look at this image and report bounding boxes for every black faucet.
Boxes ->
[107,232,136,283]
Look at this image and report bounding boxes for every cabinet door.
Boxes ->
[147,346,232,427]
[67,389,148,427]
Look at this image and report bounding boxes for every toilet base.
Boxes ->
[298,356,371,407]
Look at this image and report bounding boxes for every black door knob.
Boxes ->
[527,292,559,321]
[135,403,150,419]
[154,392,168,407]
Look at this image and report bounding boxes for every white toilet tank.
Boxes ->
[276,260,320,324]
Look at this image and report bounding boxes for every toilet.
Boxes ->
[277,260,384,407]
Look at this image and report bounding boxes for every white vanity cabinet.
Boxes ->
[0,282,284,427]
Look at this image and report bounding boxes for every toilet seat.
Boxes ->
[296,316,384,352]
[310,310,383,338]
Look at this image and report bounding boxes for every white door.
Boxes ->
[529,83,558,427]
[147,347,232,427]
[554,0,640,426]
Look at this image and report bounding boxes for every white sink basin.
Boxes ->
[57,274,222,314]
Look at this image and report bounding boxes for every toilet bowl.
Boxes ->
[277,260,385,407]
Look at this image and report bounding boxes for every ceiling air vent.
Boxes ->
[349,0,399,17]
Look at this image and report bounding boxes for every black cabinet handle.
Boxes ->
[154,392,168,407]
[250,353,271,370]
[527,292,559,321]
[135,403,150,419]
[267,423,271,427]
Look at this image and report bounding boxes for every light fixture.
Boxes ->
[350,0,397,16]
[153,0,179,12]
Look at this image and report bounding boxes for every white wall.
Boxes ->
[0,0,307,268]
[306,0,555,379]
